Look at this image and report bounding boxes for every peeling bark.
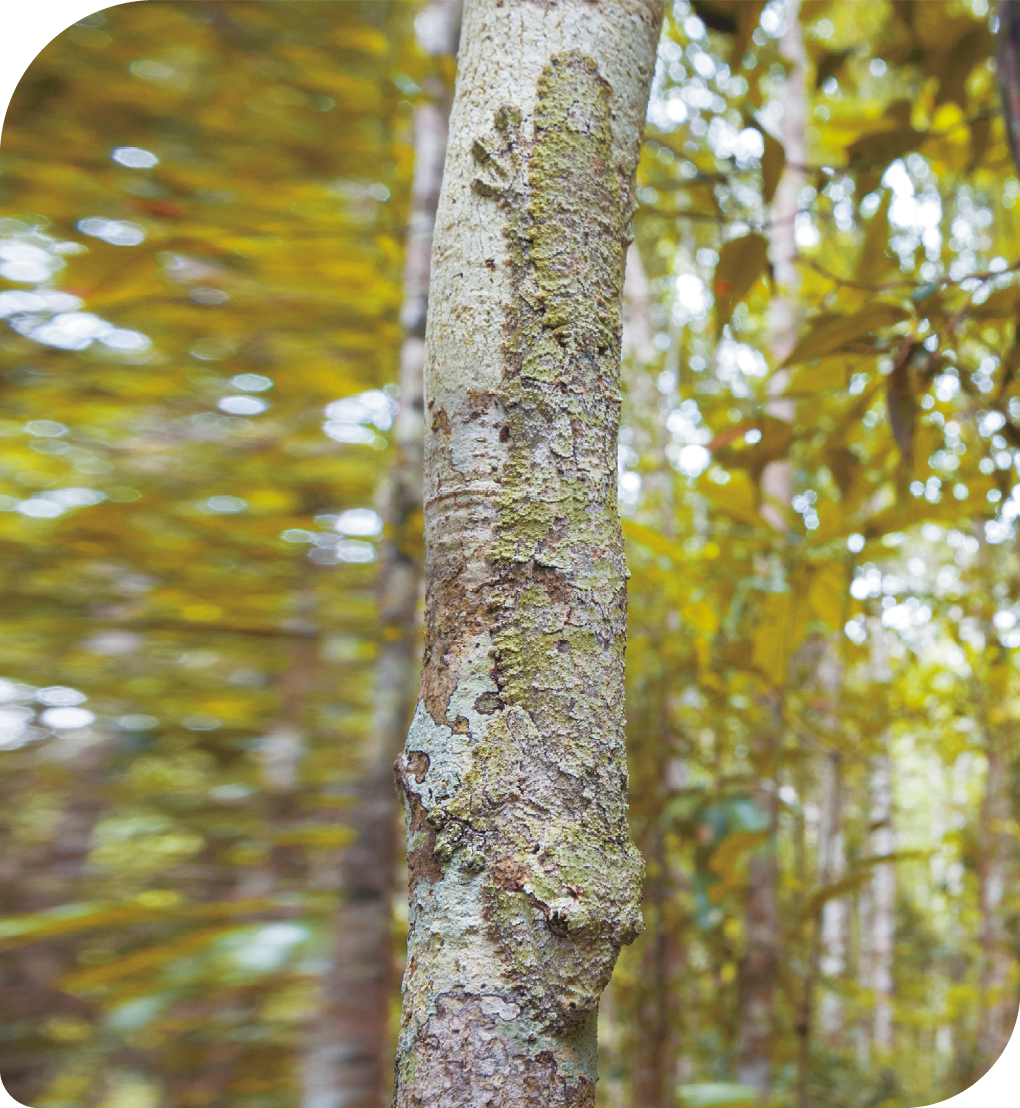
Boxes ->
[301,8,461,1108]
[393,2,663,1103]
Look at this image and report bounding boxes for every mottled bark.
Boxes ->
[301,8,460,1108]
[975,731,1018,1075]
[393,2,663,1104]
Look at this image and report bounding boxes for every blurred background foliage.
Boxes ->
[1,2,1019,1108]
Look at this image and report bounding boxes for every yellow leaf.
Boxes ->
[683,601,718,634]
[751,592,790,687]
[622,519,686,562]
[783,302,910,366]
[706,831,767,878]
[785,357,853,398]
[60,926,230,992]
[702,471,761,528]
[807,565,846,628]
[713,233,768,333]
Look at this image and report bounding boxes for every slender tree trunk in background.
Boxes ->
[301,8,460,1108]
[817,753,847,1045]
[998,0,1020,178]
[856,861,874,1068]
[0,735,109,1104]
[869,753,896,1057]
[739,1,806,1098]
[975,728,1018,1075]
[621,235,683,1108]
[758,0,805,530]
[628,674,684,1108]
[794,749,844,1108]
[392,2,663,1103]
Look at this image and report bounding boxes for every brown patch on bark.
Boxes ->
[474,690,504,715]
[404,750,430,783]
[491,855,531,891]
[395,753,442,893]
[466,389,499,419]
[431,407,450,433]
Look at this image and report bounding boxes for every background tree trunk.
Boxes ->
[392,2,663,1103]
[0,733,110,1104]
[301,7,461,1107]
[738,1,806,1098]
[975,728,1018,1075]
[818,753,847,1045]
[869,753,896,1057]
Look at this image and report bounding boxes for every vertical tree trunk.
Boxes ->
[0,735,110,1104]
[817,754,847,1045]
[620,235,683,1108]
[738,2,806,1097]
[869,753,896,1057]
[301,8,461,1108]
[627,675,684,1108]
[975,729,1018,1076]
[392,2,663,1104]
[758,0,806,529]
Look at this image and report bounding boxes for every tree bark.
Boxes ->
[997,0,1020,177]
[868,753,896,1057]
[301,8,461,1108]
[817,753,847,1045]
[392,2,663,1104]
[0,734,110,1104]
[738,3,807,1097]
[975,729,1018,1075]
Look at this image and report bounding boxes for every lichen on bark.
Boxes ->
[393,3,664,1104]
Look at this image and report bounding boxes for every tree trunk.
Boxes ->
[392,2,663,1104]
[0,734,110,1104]
[817,754,847,1045]
[975,729,1018,1076]
[738,2,807,1097]
[301,8,461,1108]
[869,753,896,1057]
[620,233,683,1108]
